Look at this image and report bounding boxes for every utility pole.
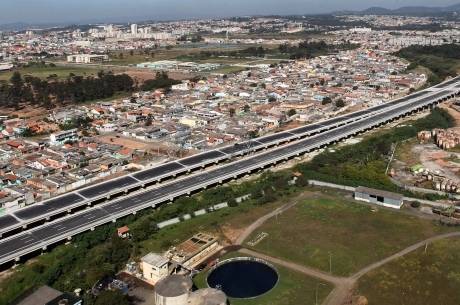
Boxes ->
[385,142,398,175]
[315,283,326,305]
[329,252,332,274]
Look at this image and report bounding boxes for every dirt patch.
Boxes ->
[124,69,195,84]
[440,103,460,126]
[220,224,245,244]
[0,106,48,119]
[97,134,172,153]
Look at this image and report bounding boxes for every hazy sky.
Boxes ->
[2,0,460,24]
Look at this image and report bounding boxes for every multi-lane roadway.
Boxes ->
[0,87,436,238]
[0,77,459,266]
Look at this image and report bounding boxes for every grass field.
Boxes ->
[138,198,287,255]
[193,251,333,305]
[0,65,106,81]
[246,194,453,276]
[106,44,260,66]
[356,238,460,305]
[211,65,248,75]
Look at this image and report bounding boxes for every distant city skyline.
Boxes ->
[1,0,460,25]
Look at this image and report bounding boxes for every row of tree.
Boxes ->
[0,71,134,108]
[278,40,359,59]
[178,46,268,61]
[0,69,184,109]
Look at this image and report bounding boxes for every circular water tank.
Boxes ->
[188,288,227,305]
[154,274,193,305]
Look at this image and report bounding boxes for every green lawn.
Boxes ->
[138,199,286,255]
[356,238,460,305]
[107,44,259,66]
[194,251,333,305]
[0,65,104,81]
[212,65,248,75]
[246,195,453,276]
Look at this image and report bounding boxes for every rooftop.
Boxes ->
[188,288,227,305]
[16,285,62,305]
[141,252,169,268]
[154,274,193,297]
[355,186,404,201]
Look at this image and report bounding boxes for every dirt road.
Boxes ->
[234,199,460,305]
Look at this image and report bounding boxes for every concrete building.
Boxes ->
[154,274,193,305]
[131,24,138,35]
[0,63,13,71]
[154,275,227,305]
[188,288,227,305]
[354,186,404,209]
[16,285,82,305]
[165,232,220,269]
[140,233,219,284]
[50,129,78,145]
[67,54,109,64]
[141,252,172,284]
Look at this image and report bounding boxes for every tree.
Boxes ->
[229,108,236,117]
[10,71,23,87]
[243,104,250,113]
[287,109,297,116]
[248,130,258,138]
[321,97,332,105]
[335,99,345,108]
[228,198,238,207]
[94,290,130,305]
[20,127,34,137]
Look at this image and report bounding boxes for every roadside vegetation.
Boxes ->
[395,44,460,85]
[0,108,455,304]
[0,173,298,305]
[356,238,460,305]
[295,108,455,195]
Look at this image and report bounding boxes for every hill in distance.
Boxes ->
[358,3,460,16]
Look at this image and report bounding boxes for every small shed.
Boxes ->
[117,226,130,238]
[354,186,404,209]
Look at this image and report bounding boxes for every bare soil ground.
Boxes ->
[440,102,460,126]
[97,134,172,153]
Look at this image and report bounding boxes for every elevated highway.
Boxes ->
[0,85,444,238]
[0,77,459,265]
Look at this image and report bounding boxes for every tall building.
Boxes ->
[131,23,138,35]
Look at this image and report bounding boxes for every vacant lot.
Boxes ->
[193,251,333,305]
[107,44,258,66]
[0,65,105,81]
[246,195,452,276]
[356,238,460,305]
[138,197,290,255]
